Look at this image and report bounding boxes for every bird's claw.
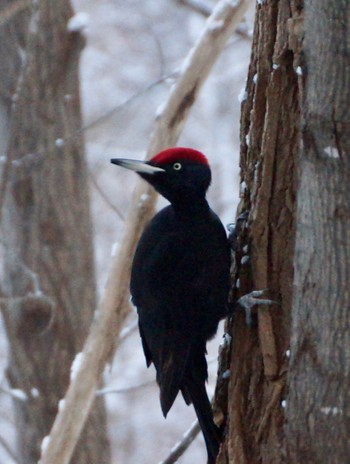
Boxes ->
[237,289,277,326]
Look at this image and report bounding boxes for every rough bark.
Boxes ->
[285,1,350,462]
[215,1,302,463]
[0,2,110,463]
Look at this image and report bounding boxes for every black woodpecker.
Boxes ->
[111,147,231,464]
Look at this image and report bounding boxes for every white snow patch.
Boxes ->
[321,406,342,415]
[254,165,260,183]
[31,387,40,398]
[324,146,340,158]
[103,362,113,377]
[138,193,150,207]
[67,12,89,32]
[272,64,280,70]
[286,349,291,358]
[222,369,231,379]
[296,66,303,76]
[241,255,249,265]
[208,20,225,32]
[58,398,65,412]
[155,102,166,118]
[41,435,50,454]
[55,138,64,148]
[257,0,266,4]
[111,242,119,257]
[281,400,287,408]
[224,333,232,345]
[236,278,240,288]
[29,9,40,35]
[140,193,149,202]
[238,87,247,103]
[240,180,247,195]
[70,352,84,381]
[0,155,7,164]
[179,45,197,74]
[245,132,250,146]
[10,388,27,401]
[252,73,258,84]
[243,245,248,253]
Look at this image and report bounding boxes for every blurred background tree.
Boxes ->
[2,0,348,463]
[216,1,350,463]
[0,1,110,463]
[0,0,251,462]
[0,0,350,464]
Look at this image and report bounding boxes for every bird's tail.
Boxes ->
[182,377,221,464]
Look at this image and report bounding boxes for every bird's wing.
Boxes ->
[134,242,208,417]
[130,207,230,415]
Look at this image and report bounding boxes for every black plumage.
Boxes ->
[111,147,230,464]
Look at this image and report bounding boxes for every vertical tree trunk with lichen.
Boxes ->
[0,2,110,463]
[215,1,301,463]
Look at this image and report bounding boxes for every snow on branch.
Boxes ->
[39,1,250,463]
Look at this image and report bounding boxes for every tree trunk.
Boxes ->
[0,2,110,463]
[216,0,350,463]
[215,1,301,462]
[285,1,350,462]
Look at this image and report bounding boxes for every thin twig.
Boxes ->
[175,0,252,40]
[119,318,138,341]
[159,420,201,464]
[89,169,125,221]
[39,2,250,463]
[66,70,178,141]
[96,379,154,396]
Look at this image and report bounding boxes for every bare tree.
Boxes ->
[286,1,350,462]
[216,0,350,463]
[0,1,110,463]
[38,1,251,462]
[215,2,300,462]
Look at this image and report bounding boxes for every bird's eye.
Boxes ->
[173,162,182,171]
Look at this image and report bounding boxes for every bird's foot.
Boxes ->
[237,289,277,326]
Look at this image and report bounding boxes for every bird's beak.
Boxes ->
[111,158,165,174]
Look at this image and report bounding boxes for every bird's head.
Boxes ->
[111,147,211,205]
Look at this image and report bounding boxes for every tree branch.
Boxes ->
[96,379,155,396]
[159,420,201,464]
[88,168,125,221]
[39,1,250,463]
